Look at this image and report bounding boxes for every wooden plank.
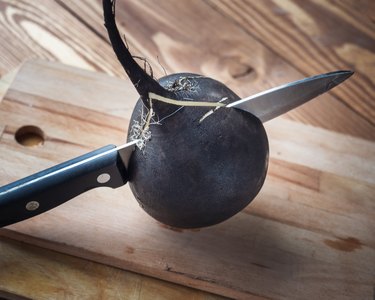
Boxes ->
[206,0,375,133]
[6,59,138,118]
[0,61,374,299]
[59,0,374,141]
[0,236,223,300]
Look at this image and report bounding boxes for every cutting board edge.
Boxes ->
[0,229,256,300]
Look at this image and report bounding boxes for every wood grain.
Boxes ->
[206,0,375,127]
[0,61,373,300]
[0,0,136,78]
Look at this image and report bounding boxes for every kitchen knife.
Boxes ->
[0,70,353,227]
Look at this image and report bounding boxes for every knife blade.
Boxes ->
[227,70,353,122]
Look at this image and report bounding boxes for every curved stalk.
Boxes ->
[103,0,170,107]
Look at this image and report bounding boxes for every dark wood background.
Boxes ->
[0,0,374,299]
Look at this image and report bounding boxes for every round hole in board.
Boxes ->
[15,125,45,147]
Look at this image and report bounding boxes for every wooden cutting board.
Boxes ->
[0,60,374,300]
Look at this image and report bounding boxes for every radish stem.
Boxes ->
[103,0,170,107]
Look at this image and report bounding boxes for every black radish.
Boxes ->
[103,0,269,228]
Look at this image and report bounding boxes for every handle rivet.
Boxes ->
[26,201,39,211]
[97,173,111,184]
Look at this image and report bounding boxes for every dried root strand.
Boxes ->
[133,55,154,79]
[129,104,154,151]
[166,77,195,92]
[149,92,226,108]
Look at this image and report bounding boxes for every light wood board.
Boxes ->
[0,60,374,299]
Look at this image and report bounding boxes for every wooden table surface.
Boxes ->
[0,0,373,299]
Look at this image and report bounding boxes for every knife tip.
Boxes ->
[339,69,354,77]
[326,70,354,88]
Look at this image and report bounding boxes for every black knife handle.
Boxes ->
[0,144,127,227]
